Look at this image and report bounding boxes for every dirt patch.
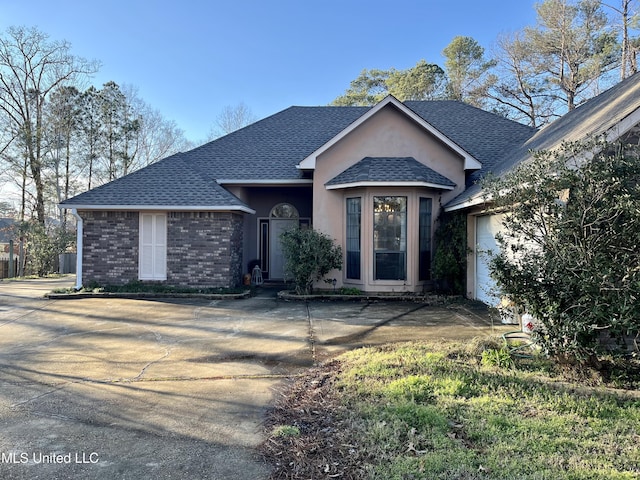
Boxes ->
[261,360,369,479]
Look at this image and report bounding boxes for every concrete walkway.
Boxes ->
[0,277,508,479]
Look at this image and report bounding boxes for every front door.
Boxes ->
[269,219,298,280]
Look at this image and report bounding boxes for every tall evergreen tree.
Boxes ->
[442,36,496,107]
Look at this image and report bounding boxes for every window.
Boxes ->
[419,198,433,281]
[270,203,299,218]
[346,198,361,280]
[139,213,167,280]
[373,196,406,280]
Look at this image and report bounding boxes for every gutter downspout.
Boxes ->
[70,208,83,290]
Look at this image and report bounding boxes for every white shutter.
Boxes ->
[139,213,167,280]
[154,214,167,279]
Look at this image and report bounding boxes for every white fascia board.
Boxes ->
[216,179,312,185]
[326,181,455,191]
[61,204,257,214]
[297,95,482,171]
[444,195,486,212]
[605,106,640,142]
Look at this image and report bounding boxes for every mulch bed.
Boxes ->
[260,360,367,479]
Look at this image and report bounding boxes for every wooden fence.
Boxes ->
[0,259,18,279]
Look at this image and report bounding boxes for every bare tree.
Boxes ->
[208,102,257,140]
[0,26,99,224]
[121,84,190,171]
[489,32,558,127]
[601,0,640,78]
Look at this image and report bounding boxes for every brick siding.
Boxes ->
[80,210,244,288]
[166,212,244,288]
[81,211,139,286]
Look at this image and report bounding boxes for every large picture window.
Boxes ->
[139,213,167,280]
[419,198,433,281]
[346,198,361,279]
[373,196,406,280]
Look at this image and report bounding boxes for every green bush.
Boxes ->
[280,227,342,295]
[19,221,74,276]
[482,139,640,363]
[432,211,468,294]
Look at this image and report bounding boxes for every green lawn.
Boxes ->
[263,339,640,479]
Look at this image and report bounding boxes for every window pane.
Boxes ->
[346,198,361,279]
[373,196,406,280]
[419,198,432,281]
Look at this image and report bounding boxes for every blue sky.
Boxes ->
[0,1,538,143]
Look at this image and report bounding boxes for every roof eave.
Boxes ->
[59,204,257,214]
[216,179,312,185]
[326,181,455,191]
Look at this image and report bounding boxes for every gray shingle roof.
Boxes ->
[61,153,248,209]
[326,157,456,188]
[405,101,536,179]
[185,106,370,181]
[445,72,640,209]
[62,100,537,209]
[0,218,16,243]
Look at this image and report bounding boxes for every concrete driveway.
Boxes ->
[0,277,507,479]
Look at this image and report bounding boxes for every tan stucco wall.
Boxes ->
[312,104,470,292]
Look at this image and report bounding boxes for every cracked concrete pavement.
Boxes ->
[0,277,508,479]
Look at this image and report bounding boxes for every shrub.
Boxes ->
[280,227,342,295]
[432,210,468,294]
[18,220,75,276]
[482,139,640,364]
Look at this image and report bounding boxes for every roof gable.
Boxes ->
[297,96,483,171]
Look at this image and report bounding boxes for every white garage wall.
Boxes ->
[474,214,504,306]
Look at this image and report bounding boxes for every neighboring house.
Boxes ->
[0,218,17,278]
[0,218,16,259]
[61,73,640,298]
[445,73,640,305]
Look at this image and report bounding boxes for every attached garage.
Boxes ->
[474,214,504,306]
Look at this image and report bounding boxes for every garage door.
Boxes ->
[475,214,504,306]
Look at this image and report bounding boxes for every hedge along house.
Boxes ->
[61,94,539,293]
[444,72,640,306]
